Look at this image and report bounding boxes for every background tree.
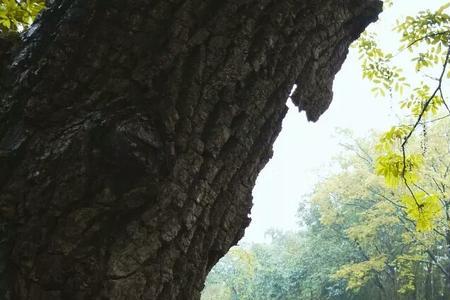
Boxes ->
[203,118,450,300]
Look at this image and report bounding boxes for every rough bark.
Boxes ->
[0,0,381,299]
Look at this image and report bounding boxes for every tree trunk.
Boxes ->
[443,230,450,300]
[425,262,433,300]
[0,0,381,299]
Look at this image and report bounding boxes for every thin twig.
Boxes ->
[368,187,406,209]
[392,31,450,59]
[416,113,450,125]
[439,87,450,114]
[405,31,450,51]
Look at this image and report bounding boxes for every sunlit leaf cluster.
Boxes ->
[0,0,44,33]
[375,152,423,188]
[395,7,450,71]
[402,192,441,232]
[357,32,409,97]
[375,125,411,152]
[400,84,444,117]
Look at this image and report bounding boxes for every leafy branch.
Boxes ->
[356,4,450,232]
[400,42,450,207]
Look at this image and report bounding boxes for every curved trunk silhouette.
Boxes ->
[0,0,381,299]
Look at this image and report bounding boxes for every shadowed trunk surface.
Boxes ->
[0,0,381,299]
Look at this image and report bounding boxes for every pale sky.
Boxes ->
[242,0,448,244]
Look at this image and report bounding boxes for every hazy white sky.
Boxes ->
[242,0,448,244]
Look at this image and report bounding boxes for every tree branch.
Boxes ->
[405,31,450,51]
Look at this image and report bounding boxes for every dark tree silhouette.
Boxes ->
[0,0,381,299]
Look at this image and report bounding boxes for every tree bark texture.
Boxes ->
[0,0,381,299]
